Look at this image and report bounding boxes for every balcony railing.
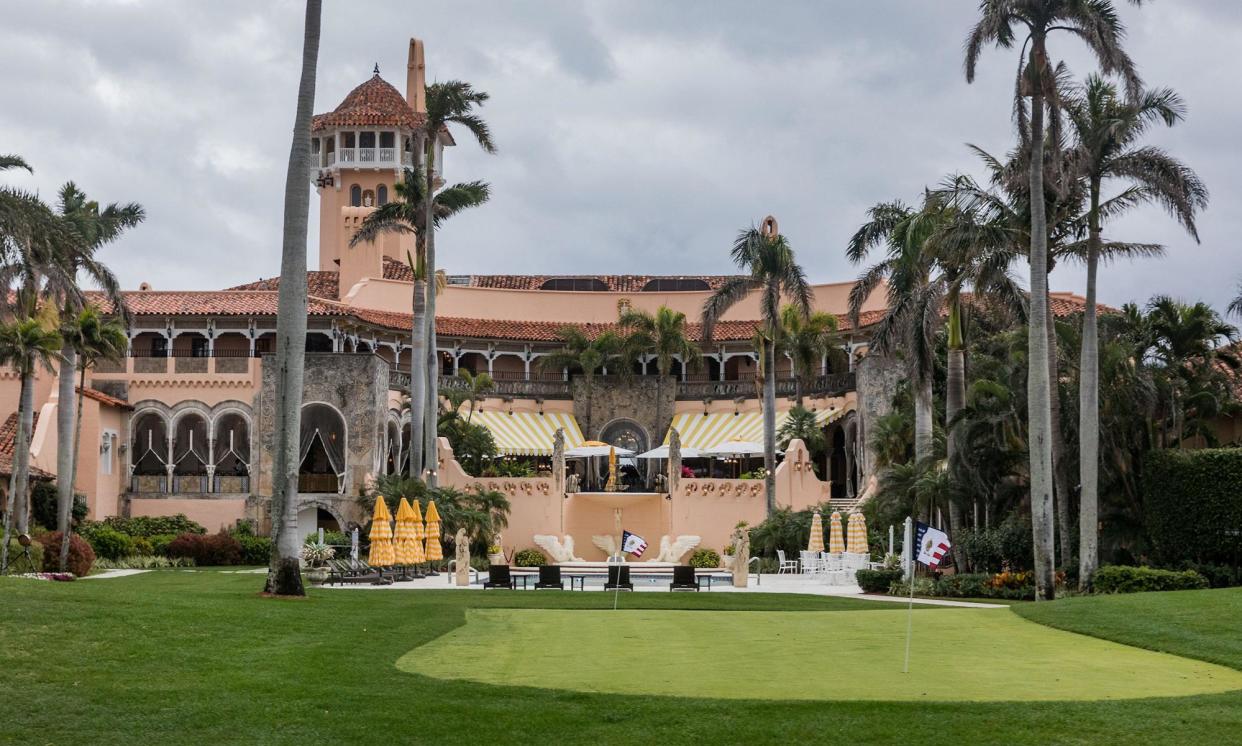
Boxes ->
[128,474,250,494]
[320,147,404,169]
[95,354,258,377]
[298,473,340,493]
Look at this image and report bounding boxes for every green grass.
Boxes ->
[400,607,1242,701]
[4,571,1242,744]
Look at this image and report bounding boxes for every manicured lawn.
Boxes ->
[401,607,1242,701]
[3,571,1242,744]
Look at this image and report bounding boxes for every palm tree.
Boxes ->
[418,81,497,487]
[53,182,142,572]
[264,0,320,597]
[618,305,701,435]
[0,316,62,572]
[702,221,812,515]
[63,308,126,568]
[1229,283,1242,320]
[777,305,841,406]
[965,0,1144,600]
[537,328,624,439]
[1143,296,1238,445]
[1065,75,1207,589]
[457,369,495,423]
[351,168,489,478]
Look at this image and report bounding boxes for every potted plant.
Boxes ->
[300,541,336,583]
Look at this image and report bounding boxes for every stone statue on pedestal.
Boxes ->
[731,525,749,588]
[454,528,469,586]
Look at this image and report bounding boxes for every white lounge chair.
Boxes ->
[776,549,799,574]
[800,550,821,576]
[819,553,848,585]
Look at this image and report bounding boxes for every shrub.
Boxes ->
[856,567,903,594]
[30,481,87,531]
[1092,565,1209,594]
[1176,562,1242,589]
[235,534,273,565]
[513,548,546,567]
[94,555,195,570]
[688,548,721,569]
[149,534,178,556]
[958,514,1034,573]
[34,532,95,576]
[96,514,207,538]
[1143,448,1242,568]
[165,531,242,566]
[84,526,134,561]
[5,537,45,571]
[130,537,154,556]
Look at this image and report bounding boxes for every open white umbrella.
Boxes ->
[703,439,765,457]
[636,445,702,459]
[565,442,636,458]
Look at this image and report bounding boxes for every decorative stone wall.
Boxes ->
[573,375,677,448]
[253,353,387,528]
[855,351,905,485]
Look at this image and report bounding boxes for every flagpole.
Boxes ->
[902,516,914,674]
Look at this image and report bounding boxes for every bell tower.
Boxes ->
[310,39,430,299]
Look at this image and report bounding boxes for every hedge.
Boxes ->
[512,548,546,567]
[1092,565,1209,594]
[1143,448,1242,567]
[856,568,902,594]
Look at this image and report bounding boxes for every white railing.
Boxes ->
[326,151,336,166]
[323,148,400,168]
[339,149,356,164]
[379,148,395,162]
[401,152,413,166]
[359,147,376,163]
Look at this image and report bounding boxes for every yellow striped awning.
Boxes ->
[470,410,585,456]
[663,408,847,450]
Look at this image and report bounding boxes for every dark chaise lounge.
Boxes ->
[670,564,700,591]
[484,564,517,590]
[326,558,384,586]
[605,564,633,591]
[535,565,564,590]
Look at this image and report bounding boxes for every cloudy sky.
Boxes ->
[1,1,1239,311]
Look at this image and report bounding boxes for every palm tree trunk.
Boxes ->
[944,299,967,571]
[56,343,77,571]
[422,144,439,488]
[407,277,426,478]
[762,341,778,516]
[1047,291,1072,567]
[1026,37,1057,601]
[264,0,320,597]
[1,373,32,572]
[1078,180,1103,590]
[913,373,933,522]
[70,363,88,521]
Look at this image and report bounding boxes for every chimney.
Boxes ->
[406,38,426,114]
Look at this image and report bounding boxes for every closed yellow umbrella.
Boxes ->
[847,512,869,556]
[828,511,846,554]
[367,497,395,567]
[424,499,443,563]
[394,498,417,565]
[808,511,825,552]
[408,498,426,564]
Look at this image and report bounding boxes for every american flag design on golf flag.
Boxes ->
[914,522,951,569]
[621,530,648,558]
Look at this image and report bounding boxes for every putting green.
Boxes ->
[397,608,1242,701]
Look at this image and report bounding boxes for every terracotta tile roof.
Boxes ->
[312,74,425,132]
[76,387,131,410]
[226,272,340,298]
[88,290,343,317]
[0,412,51,479]
[454,273,741,292]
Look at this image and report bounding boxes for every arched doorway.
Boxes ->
[213,412,251,493]
[299,403,347,493]
[599,419,649,490]
[172,412,210,493]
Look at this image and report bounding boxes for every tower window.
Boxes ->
[311,138,320,154]
[379,132,395,149]
[378,185,388,205]
[341,132,356,148]
[350,185,362,207]
[539,278,609,292]
[641,278,711,292]
[359,131,376,148]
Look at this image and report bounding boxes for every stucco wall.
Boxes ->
[128,497,247,532]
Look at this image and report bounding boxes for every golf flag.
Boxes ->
[621,530,647,558]
[914,521,951,569]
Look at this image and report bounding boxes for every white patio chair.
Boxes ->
[776,549,799,574]
[819,553,847,585]
[799,550,821,575]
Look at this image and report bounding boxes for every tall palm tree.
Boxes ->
[618,304,702,438]
[0,316,61,572]
[1065,75,1207,589]
[537,328,624,439]
[53,182,141,571]
[351,168,490,478]
[1143,296,1238,445]
[965,0,1144,600]
[63,308,126,570]
[264,0,320,597]
[1229,283,1242,320]
[777,305,841,406]
[418,81,497,487]
[702,221,812,515]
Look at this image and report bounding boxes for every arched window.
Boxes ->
[172,412,210,493]
[299,403,347,493]
[213,412,251,490]
[377,184,388,205]
[641,278,711,292]
[350,184,362,207]
[131,412,168,476]
[538,277,609,292]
